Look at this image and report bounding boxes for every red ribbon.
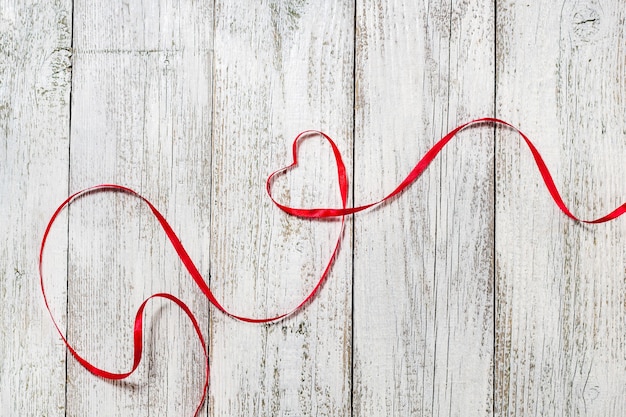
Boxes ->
[39,118,626,415]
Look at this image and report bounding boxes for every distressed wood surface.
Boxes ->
[0,1,71,416]
[67,0,213,415]
[495,1,626,416]
[0,1,624,416]
[209,1,353,417]
[352,1,495,416]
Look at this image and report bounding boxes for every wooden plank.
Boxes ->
[353,1,495,416]
[67,1,213,415]
[209,1,353,416]
[495,1,626,415]
[0,0,71,416]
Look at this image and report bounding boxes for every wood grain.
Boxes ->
[496,1,626,415]
[1,1,625,416]
[67,0,212,415]
[0,1,71,416]
[353,1,495,416]
[209,1,353,416]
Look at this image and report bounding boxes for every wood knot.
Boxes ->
[571,4,602,42]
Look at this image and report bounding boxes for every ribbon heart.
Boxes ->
[266,129,349,218]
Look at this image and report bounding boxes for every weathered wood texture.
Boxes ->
[1,1,624,416]
[67,1,213,415]
[0,1,71,416]
[496,1,626,416]
[209,1,353,417]
[353,1,494,416]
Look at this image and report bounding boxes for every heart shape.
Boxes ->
[266,129,349,218]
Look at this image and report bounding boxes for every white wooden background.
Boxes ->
[1,0,625,416]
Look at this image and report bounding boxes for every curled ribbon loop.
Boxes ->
[39,118,626,416]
